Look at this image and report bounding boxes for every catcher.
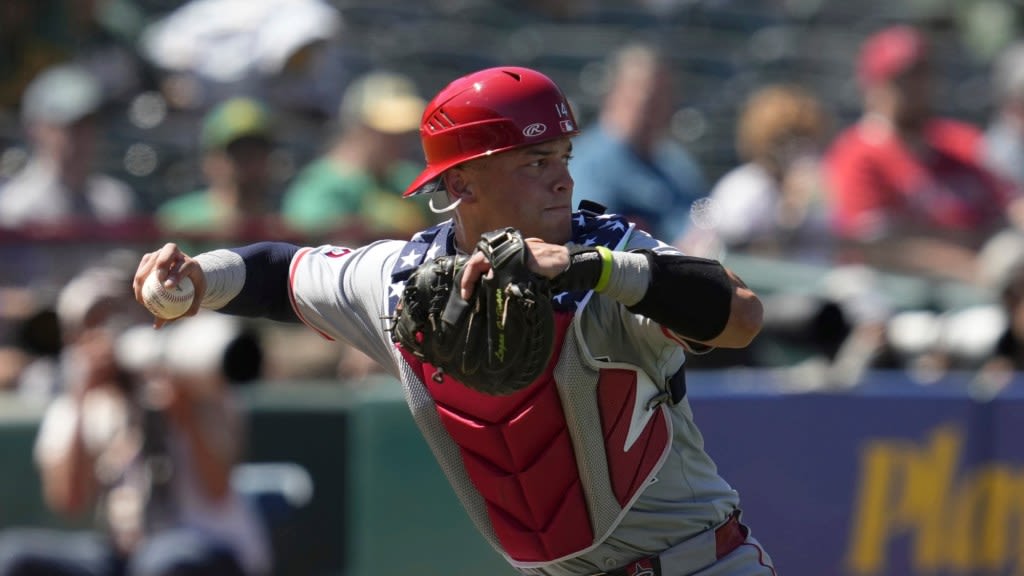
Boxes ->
[133,67,774,576]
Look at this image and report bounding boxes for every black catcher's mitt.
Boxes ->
[390,228,555,395]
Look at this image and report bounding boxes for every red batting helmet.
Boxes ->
[403,66,579,197]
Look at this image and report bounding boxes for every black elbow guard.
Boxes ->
[625,250,732,342]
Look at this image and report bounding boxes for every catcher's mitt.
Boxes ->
[390,228,555,395]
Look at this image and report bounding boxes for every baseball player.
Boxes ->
[134,67,776,576]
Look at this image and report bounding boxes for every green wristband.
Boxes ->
[593,246,614,292]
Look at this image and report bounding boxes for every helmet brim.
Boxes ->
[403,141,535,198]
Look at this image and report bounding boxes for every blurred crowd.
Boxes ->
[6,0,1024,572]
[4,0,1024,402]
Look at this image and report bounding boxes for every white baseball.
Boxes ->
[142,272,195,320]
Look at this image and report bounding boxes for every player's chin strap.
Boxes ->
[429,195,462,214]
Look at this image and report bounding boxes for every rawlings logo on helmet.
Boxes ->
[522,123,547,137]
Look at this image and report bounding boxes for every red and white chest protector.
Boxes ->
[394,251,677,571]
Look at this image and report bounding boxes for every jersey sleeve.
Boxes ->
[288,239,406,377]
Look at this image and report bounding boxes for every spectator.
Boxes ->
[139,0,347,119]
[281,71,435,241]
[570,42,706,241]
[875,230,1021,387]
[825,25,1009,283]
[13,262,140,404]
[0,295,59,396]
[984,42,1024,196]
[0,305,272,576]
[0,64,136,228]
[974,229,1024,374]
[680,84,832,262]
[156,97,283,238]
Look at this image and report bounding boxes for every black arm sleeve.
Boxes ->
[219,241,301,323]
[625,250,732,342]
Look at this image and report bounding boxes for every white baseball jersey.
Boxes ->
[285,211,745,575]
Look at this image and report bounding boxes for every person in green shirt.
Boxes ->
[282,71,439,241]
[157,97,280,238]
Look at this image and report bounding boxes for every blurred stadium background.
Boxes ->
[1,0,1015,209]
[3,0,1024,575]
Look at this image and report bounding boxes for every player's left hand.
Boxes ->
[459,237,569,300]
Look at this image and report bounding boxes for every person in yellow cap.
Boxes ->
[281,70,438,241]
[156,97,278,237]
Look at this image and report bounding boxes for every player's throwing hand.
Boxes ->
[133,243,207,328]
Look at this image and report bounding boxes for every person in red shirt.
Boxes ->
[826,25,1011,282]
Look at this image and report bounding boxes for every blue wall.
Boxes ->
[687,371,1024,576]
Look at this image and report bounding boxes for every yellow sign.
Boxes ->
[846,424,1024,575]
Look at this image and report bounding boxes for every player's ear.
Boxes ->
[444,169,476,202]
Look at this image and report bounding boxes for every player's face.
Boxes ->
[461,137,575,244]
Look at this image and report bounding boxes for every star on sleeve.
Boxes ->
[387,281,407,314]
[400,250,422,269]
[425,242,442,260]
[389,281,406,301]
